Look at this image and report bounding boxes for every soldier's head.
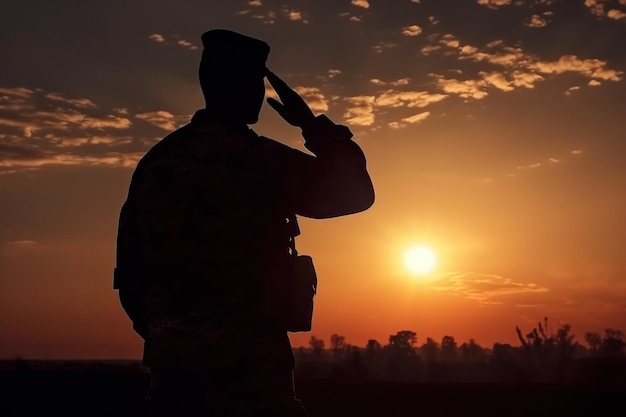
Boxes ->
[199,29,270,125]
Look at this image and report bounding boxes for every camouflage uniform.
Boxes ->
[115,109,374,415]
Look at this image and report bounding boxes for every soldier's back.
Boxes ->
[127,117,295,369]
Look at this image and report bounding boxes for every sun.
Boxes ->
[404,245,437,275]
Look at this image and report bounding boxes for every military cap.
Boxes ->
[199,29,270,77]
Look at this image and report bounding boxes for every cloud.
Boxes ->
[0,152,144,170]
[460,44,529,67]
[588,79,602,86]
[526,14,548,27]
[375,89,448,107]
[343,96,376,126]
[432,272,549,305]
[498,149,585,180]
[607,9,626,20]
[369,78,410,86]
[176,39,198,50]
[251,10,276,24]
[372,41,398,53]
[480,71,514,91]
[148,33,165,43]
[565,86,581,96]
[439,34,460,48]
[530,55,623,81]
[294,87,329,112]
[402,111,431,124]
[421,44,442,56]
[453,39,622,94]
[248,0,262,5]
[0,86,35,99]
[338,12,362,22]
[287,10,306,23]
[401,25,422,36]
[434,76,489,100]
[148,33,198,49]
[351,0,370,8]
[135,111,188,131]
[44,92,97,109]
[388,111,431,129]
[510,70,545,88]
[281,7,308,23]
[327,69,341,78]
[0,84,165,173]
[584,0,607,17]
[477,0,513,9]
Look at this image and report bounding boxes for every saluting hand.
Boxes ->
[266,69,316,129]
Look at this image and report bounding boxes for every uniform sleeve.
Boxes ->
[285,115,375,219]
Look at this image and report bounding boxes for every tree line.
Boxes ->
[294,318,626,383]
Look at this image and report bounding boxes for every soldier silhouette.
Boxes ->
[114,29,374,416]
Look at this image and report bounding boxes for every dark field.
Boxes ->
[1,367,623,417]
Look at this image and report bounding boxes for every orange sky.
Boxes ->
[1,0,626,359]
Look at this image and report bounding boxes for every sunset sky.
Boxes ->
[1,0,625,359]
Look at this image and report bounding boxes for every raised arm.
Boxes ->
[266,70,375,218]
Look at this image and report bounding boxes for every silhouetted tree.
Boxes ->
[460,339,485,363]
[441,335,458,362]
[364,339,384,379]
[600,328,626,357]
[386,330,419,380]
[366,339,382,351]
[330,333,346,361]
[584,332,602,355]
[388,330,417,348]
[420,337,440,362]
[309,336,325,359]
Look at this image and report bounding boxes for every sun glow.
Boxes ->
[404,245,437,275]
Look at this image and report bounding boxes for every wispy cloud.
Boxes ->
[351,0,370,9]
[433,76,489,100]
[608,9,626,20]
[389,111,431,129]
[584,0,626,20]
[135,111,189,131]
[584,0,607,17]
[499,149,584,179]
[0,84,183,173]
[284,9,307,23]
[415,36,624,99]
[338,12,362,22]
[401,25,422,36]
[372,41,398,53]
[327,69,342,78]
[45,92,97,109]
[375,89,448,108]
[344,96,376,126]
[251,10,276,24]
[525,14,549,27]
[0,86,36,99]
[477,0,513,9]
[369,78,410,87]
[148,33,165,43]
[432,272,549,305]
[148,33,198,49]
[294,87,329,112]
